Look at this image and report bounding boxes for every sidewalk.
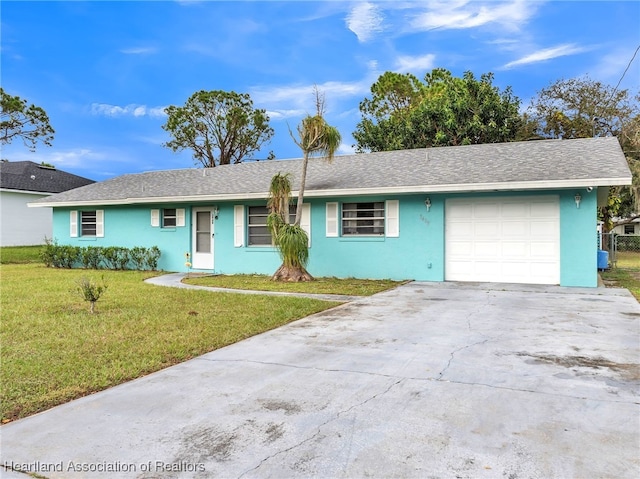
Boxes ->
[144,273,362,302]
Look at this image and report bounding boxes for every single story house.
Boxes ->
[30,137,631,287]
[1,161,94,246]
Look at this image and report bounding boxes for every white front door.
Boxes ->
[192,208,214,270]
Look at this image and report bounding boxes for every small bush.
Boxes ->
[75,276,108,314]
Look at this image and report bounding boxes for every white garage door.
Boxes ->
[445,196,560,285]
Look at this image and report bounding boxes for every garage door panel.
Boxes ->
[448,241,473,256]
[502,221,528,236]
[475,242,500,257]
[502,202,529,217]
[474,203,500,218]
[502,241,528,257]
[530,242,557,258]
[445,196,559,285]
[474,222,500,237]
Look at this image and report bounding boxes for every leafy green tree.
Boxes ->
[525,77,640,229]
[353,68,522,152]
[0,88,55,150]
[269,90,341,282]
[162,90,274,167]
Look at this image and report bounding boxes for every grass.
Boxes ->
[184,274,404,296]
[613,251,640,269]
[0,263,340,422]
[601,267,640,301]
[0,245,43,264]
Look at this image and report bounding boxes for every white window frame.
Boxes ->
[341,201,386,236]
[72,210,104,238]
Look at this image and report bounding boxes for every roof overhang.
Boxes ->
[27,176,632,208]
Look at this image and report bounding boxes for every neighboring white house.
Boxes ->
[612,218,640,235]
[0,161,94,246]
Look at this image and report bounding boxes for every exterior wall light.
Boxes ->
[212,206,219,219]
[574,193,582,209]
[425,197,432,211]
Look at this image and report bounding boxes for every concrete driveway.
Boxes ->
[1,282,639,479]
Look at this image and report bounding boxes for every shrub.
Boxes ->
[102,247,130,270]
[145,246,161,271]
[130,247,147,270]
[75,276,108,314]
[40,243,161,271]
[81,246,103,269]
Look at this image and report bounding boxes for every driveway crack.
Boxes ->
[437,337,491,380]
[236,378,404,478]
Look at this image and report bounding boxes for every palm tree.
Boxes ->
[269,90,341,282]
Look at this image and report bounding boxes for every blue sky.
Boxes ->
[2,0,639,182]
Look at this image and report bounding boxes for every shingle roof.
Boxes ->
[31,137,631,207]
[0,161,95,194]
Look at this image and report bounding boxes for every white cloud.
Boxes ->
[7,148,106,170]
[502,43,587,69]
[410,0,538,32]
[395,54,436,73]
[266,109,307,121]
[120,47,157,55]
[346,2,384,42]
[251,77,374,113]
[337,142,356,155]
[91,103,168,118]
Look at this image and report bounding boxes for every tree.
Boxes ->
[0,88,55,150]
[268,90,341,282]
[162,90,274,167]
[353,68,522,152]
[525,77,640,230]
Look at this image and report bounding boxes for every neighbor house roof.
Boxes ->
[30,137,631,207]
[1,161,95,194]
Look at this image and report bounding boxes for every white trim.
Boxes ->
[96,210,104,237]
[70,210,78,237]
[29,176,632,208]
[300,203,311,247]
[233,205,244,247]
[1,188,56,196]
[326,202,338,237]
[176,208,185,227]
[386,200,399,237]
[150,209,160,227]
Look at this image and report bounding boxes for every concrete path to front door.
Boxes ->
[1,281,639,478]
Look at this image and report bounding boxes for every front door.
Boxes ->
[192,208,214,270]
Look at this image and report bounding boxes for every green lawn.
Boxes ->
[0,245,43,264]
[613,251,640,269]
[0,263,340,422]
[184,273,404,296]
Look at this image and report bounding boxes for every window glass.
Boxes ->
[342,202,385,235]
[624,225,635,234]
[163,208,177,228]
[248,205,295,245]
[80,211,97,236]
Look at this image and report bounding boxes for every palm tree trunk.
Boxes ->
[294,152,309,226]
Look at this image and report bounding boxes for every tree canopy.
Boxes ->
[353,68,522,152]
[0,88,55,151]
[524,76,640,226]
[162,90,274,167]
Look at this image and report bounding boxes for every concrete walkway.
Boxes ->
[1,281,639,478]
[144,273,363,302]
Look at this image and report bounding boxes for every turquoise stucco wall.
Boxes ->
[559,188,599,287]
[51,187,600,286]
